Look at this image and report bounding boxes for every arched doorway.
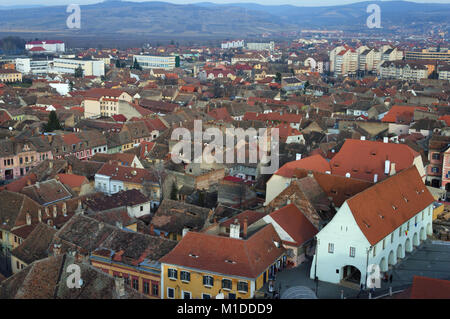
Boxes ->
[341,265,361,285]
[413,233,419,247]
[420,227,426,241]
[405,238,413,253]
[380,257,388,272]
[388,250,396,266]
[397,244,404,260]
[427,223,433,236]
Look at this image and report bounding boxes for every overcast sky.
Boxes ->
[3,0,450,7]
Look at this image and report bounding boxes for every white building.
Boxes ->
[50,58,105,77]
[15,58,50,75]
[221,40,245,49]
[25,40,65,53]
[246,41,275,51]
[310,166,434,287]
[133,55,176,70]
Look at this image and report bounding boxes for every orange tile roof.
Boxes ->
[410,276,450,299]
[382,105,427,124]
[160,224,285,278]
[439,115,450,126]
[275,154,330,178]
[269,204,318,246]
[56,174,88,188]
[346,166,434,246]
[329,139,420,182]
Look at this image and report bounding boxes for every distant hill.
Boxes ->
[0,1,449,38]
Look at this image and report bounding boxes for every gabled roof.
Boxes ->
[274,154,330,178]
[329,139,420,182]
[382,105,427,124]
[269,204,318,246]
[347,166,434,246]
[159,223,285,279]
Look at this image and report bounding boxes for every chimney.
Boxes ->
[52,206,58,218]
[383,137,389,143]
[26,178,32,186]
[345,173,351,178]
[99,222,104,231]
[38,208,42,223]
[360,136,366,141]
[150,223,155,235]
[49,161,53,169]
[62,202,67,216]
[384,159,391,175]
[26,213,31,225]
[182,227,189,238]
[243,217,248,239]
[390,162,396,176]
[373,174,378,183]
[307,170,313,177]
[67,164,73,174]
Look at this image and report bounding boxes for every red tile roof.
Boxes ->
[382,105,427,124]
[275,154,330,178]
[56,174,88,189]
[410,276,450,299]
[207,107,233,122]
[329,139,420,182]
[160,223,285,279]
[439,115,450,126]
[96,162,157,184]
[347,166,434,246]
[269,204,318,246]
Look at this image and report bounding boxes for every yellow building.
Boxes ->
[160,224,286,299]
[0,69,22,83]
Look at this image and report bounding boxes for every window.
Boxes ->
[222,279,232,290]
[143,281,149,294]
[328,243,334,253]
[432,153,440,160]
[183,291,191,299]
[152,283,159,296]
[415,216,418,225]
[398,227,402,237]
[431,167,439,173]
[373,245,376,257]
[132,278,139,291]
[168,268,177,280]
[140,206,143,212]
[202,293,211,299]
[180,271,190,282]
[407,221,410,231]
[383,239,386,249]
[124,277,130,286]
[167,287,175,299]
[203,275,214,287]
[349,247,356,257]
[237,281,248,293]
[422,211,424,221]
[16,261,19,269]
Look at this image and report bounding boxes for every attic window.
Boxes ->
[392,205,397,211]
[331,189,337,194]
[371,151,377,156]
[334,163,339,167]
[189,253,199,258]
[225,259,236,264]
[403,196,409,203]
[362,220,371,228]
[378,213,385,219]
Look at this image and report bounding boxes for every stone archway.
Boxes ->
[380,257,388,272]
[413,232,420,247]
[388,250,396,266]
[405,237,413,253]
[341,265,361,285]
[420,227,426,241]
[397,244,404,260]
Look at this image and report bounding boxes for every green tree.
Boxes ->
[74,65,83,78]
[175,56,180,68]
[170,182,178,200]
[42,111,62,132]
[132,58,142,70]
[115,59,121,68]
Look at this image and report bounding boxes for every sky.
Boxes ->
[2,0,450,6]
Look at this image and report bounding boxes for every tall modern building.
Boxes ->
[133,55,176,70]
[246,41,275,51]
[25,40,65,54]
